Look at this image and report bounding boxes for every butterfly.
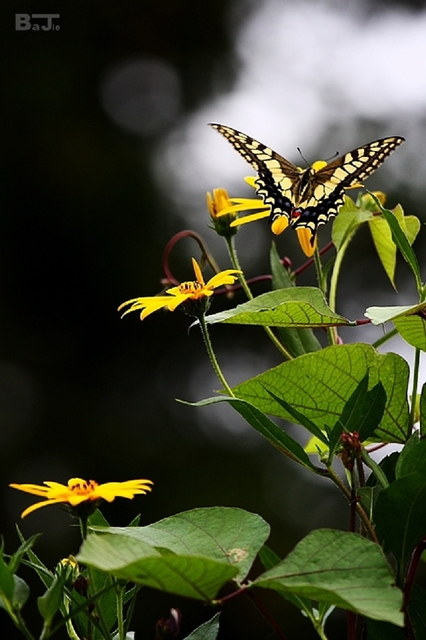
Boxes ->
[210,123,405,251]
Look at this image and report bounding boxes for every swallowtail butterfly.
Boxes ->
[210,123,404,248]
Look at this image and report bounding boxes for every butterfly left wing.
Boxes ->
[210,123,303,224]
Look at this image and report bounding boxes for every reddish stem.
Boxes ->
[293,241,334,277]
[161,230,222,286]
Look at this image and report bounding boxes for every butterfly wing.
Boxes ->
[211,123,405,246]
[293,136,405,238]
[210,123,301,223]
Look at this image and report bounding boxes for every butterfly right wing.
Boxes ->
[210,123,302,223]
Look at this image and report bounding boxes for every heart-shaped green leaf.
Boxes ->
[253,529,403,626]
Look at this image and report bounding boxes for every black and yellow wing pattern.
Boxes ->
[210,123,405,247]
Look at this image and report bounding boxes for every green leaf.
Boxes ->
[394,315,426,351]
[369,216,398,289]
[231,344,409,443]
[368,204,420,290]
[270,243,321,356]
[258,545,280,571]
[253,529,403,626]
[186,396,319,472]
[337,377,387,443]
[0,573,29,613]
[365,301,426,352]
[10,575,29,611]
[374,472,426,570]
[78,535,237,601]
[357,486,379,521]
[420,382,426,438]
[365,302,426,325]
[80,508,269,600]
[183,613,220,640]
[0,553,14,605]
[205,287,351,328]
[332,195,371,251]
[258,545,315,613]
[395,432,426,479]
[84,509,118,635]
[91,507,269,583]
[270,242,294,289]
[8,534,41,576]
[37,574,65,625]
[15,527,55,594]
[265,391,329,444]
[371,196,422,294]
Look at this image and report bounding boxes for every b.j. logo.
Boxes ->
[15,14,60,31]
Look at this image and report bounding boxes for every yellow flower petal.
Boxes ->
[296,227,317,257]
[216,199,269,217]
[206,188,232,219]
[191,258,205,286]
[244,175,258,188]
[119,297,177,320]
[271,216,290,235]
[206,269,241,290]
[21,499,66,519]
[95,480,153,502]
[230,211,270,227]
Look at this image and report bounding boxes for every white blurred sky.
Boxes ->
[153,0,426,211]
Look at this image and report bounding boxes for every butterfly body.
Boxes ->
[210,123,405,246]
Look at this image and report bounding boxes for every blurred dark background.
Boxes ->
[1,0,426,638]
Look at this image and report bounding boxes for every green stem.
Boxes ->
[326,463,379,543]
[59,593,82,640]
[313,624,330,640]
[296,600,330,640]
[360,448,389,489]
[115,582,125,640]
[64,615,81,640]
[226,236,293,359]
[313,246,338,346]
[78,516,110,640]
[79,516,88,541]
[199,313,234,397]
[372,327,398,349]
[409,348,421,436]
[328,237,350,314]
[123,585,141,636]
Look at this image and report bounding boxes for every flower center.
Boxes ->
[67,478,98,495]
[178,281,203,296]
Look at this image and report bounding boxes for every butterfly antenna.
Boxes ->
[327,150,340,161]
[296,147,309,167]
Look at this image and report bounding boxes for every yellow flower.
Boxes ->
[212,177,271,228]
[214,177,317,257]
[207,186,271,237]
[10,477,153,518]
[55,555,80,585]
[207,188,238,237]
[118,258,241,320]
